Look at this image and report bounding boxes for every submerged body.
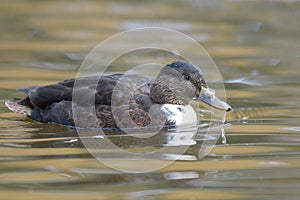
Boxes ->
[5,61,231,129]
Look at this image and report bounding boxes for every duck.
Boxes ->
[5,61,231,130]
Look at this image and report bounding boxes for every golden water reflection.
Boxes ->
[1,0,300,199]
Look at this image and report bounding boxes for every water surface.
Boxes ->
[1,1,300,199]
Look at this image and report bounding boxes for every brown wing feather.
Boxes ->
[6,73,166,129]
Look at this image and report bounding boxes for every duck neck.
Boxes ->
[150,82,188,105]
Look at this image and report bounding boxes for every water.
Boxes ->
[1,1,300,199]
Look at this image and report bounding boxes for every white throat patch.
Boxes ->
[161,104,197,126]
[161,104,198,146]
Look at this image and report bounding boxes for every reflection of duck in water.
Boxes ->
[5,61,231,129]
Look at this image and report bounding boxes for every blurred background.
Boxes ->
[0,1,300,200]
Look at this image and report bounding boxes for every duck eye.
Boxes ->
[184,75,190,80]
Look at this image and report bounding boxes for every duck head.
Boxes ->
[150,61,231,112]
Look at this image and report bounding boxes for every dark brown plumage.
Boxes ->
[5,61,231,130]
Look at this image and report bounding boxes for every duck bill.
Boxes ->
[199,87,232,112]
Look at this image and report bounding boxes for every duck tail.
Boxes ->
[5,98,33,116]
